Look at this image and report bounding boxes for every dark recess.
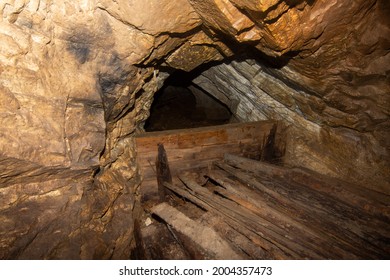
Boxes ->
[144,69,233,132]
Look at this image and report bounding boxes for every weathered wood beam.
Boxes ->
[206,169,360,259]
[155,143,172,201]
[215,160,389,258]
[199,212,268,259]
[136,121,277,204]
[177,175,328,259]
[151,202,243,260]
[132,221,190,260]
[222,154,390,249]
[224,153,390,218]
[136,121,276,179]
[162,181,288,259]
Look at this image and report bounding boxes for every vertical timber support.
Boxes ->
[156,143,172,201]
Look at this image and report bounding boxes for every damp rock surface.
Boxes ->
[0,0,389,259]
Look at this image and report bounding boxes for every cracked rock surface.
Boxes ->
[0,0,389,259]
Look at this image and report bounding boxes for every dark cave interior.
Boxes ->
[144,69,233,132]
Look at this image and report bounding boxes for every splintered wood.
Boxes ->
[135,122,389,260]
[135,121,277,202]
[146,154,390,260]
[152,203,243,260]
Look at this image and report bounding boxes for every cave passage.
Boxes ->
[144,69,233,132]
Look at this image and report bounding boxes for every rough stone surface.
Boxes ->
[0,0,389,259]
[0,0,200,259]
[166,31,232,71]
[193,59,389,194]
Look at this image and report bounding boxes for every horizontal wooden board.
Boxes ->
[152,202,243,259]
[135,121,276,201]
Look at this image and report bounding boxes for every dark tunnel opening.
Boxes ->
[144,69,234,132]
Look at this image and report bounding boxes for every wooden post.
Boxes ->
[156,143,172,201]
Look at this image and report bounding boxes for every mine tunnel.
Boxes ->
[0,0,389,262]
[132,55,388,260]
[144,67,234,132]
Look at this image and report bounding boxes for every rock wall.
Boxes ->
[0,0,204,259]
[189,0,389,194]
[0,0,388,259]
[193,59,389,194]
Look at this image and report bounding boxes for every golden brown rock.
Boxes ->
[0,0,203,259]
[97,0,201,35]
[166,31,231,71]
[0,0,389,259]
[188,0,262,43]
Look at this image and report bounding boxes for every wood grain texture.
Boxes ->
[135,121,276,202]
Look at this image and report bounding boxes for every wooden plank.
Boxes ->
[215,160,389,259]
[151,202,243,260]
[206,169,360,259]
[136,121,276,201]
[133,220,190,260]
[136,121,274,163]
[177,175,327,259]
[199,212,268,259]
[162,181,290,259]
[138,142,261,165]
[136,121,275,147]
[224,153,390,217]
[222,154,390,251]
